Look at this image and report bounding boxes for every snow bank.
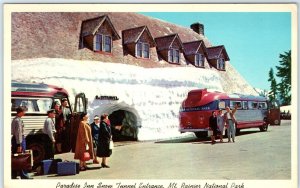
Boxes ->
[12,58,223,141]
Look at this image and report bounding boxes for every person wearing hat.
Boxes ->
[60,98,71,151]
[43,109,56,158]
[11,106,32,179]
[74,112,94,171]
[90,115,101,164]
[224,104,238,143]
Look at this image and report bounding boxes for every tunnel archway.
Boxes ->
[89,101,141,141]
[109,110,138,141]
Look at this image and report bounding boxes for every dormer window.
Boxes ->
[94,34,112,53]
[207,45,230,71]
[122,26,156,59]
[168,48,180,63]
[183,40,207,68]
[136,42,150,58]
[195,53,204,67]
[80,15,120,53]
[155,34,183,65]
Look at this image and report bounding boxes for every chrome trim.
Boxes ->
[179,128,208,132]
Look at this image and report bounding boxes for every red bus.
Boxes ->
[11,81,87,164]
[179,88,280,138]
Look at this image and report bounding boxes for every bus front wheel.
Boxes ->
[27,142,45,166]
[259,125,268,132]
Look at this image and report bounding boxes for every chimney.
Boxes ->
[190,22,204,35]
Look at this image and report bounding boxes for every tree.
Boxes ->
[276,50,291,105]
[268,68,277,102]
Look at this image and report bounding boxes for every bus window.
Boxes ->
[11,98,53,113]
[248,101,259,109]
[242,101,248,109]
[258,102,267,109]
[218,100,226,109]
[230,101,242,109]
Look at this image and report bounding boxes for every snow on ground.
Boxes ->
[12,58,223,141]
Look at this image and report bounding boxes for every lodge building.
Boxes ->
[79,14,230,71]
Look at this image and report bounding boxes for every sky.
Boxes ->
[140,12,291,91]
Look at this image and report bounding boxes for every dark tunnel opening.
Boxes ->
[109,110,138,141]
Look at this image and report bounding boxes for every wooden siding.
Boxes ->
[96,20,114,36]
[83,35,94,51]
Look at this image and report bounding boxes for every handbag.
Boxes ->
[109,140,114,149]
[81,151,90,161]
[11,152,32,171]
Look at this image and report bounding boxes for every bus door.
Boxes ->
[267,100,281,125]
[70,93,88,152]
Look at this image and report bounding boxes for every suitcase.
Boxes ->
[41,158,62,175]
[57,161,77,175]
[11,152,32,171]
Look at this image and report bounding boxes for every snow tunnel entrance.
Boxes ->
[109,110,138,141]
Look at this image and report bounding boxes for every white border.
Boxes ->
[2,3,298,188]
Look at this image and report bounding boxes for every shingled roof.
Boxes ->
[183,40,207,56]
[122,26,156,47]
[155,34,184,51]
[81,15,120,40]
[206,45,230,61]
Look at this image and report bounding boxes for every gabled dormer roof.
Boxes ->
[183,40,207,56]
[155,34,184,51]
[206,45,230,61]
[122,26,156,47]
[81,15,121,40]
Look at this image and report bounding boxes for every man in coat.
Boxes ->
[43,109,56,158]
[224,105,238,142]
[11,106,32,179]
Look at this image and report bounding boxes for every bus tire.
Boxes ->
[259,125,268,132]
[27,142,45,166]
[274,119,280,125]
[195,131,208,138]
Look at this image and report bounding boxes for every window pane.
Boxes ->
[195,54,199,66]
[168,49,173,62]
[230,101,242,109]
[11,98,53,113]
[195,54,203,67]
[143,43,149,58]
[175,50,179,63]
[200,54,204,66]
[218,58,224,69]
[95,34,102,51]
[137,43,142,57]
[104,36,111,52]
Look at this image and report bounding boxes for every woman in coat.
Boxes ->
[209,111,218,144]
[217,109,225,142]
[74,112,94,171]
[97,113,112,168]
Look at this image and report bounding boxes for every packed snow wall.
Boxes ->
[11,58,223,141]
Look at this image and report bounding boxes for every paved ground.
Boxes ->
[32,120,291,179]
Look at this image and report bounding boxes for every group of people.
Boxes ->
[46,99,117,171]
[11,98,119,179]
[209,105,238,144]
[74,113,116,171]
